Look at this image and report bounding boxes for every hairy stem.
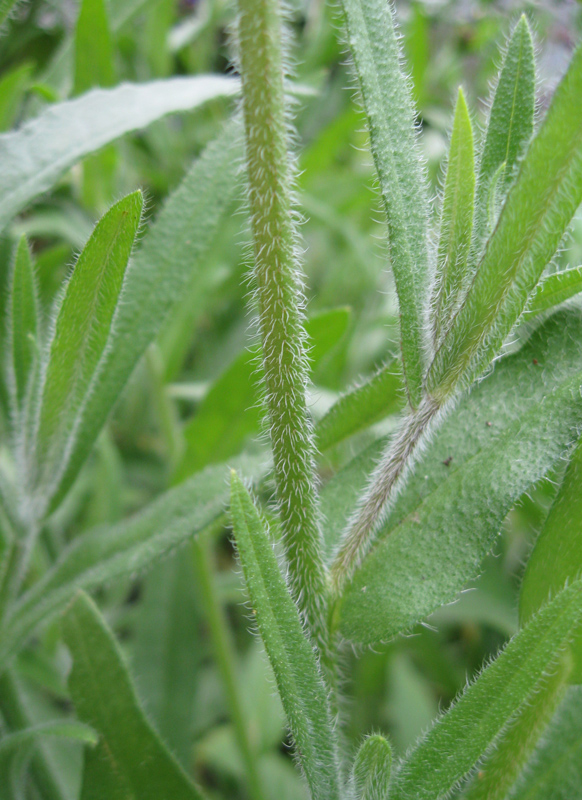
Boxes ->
[191,531,268,800]
[237,0,328,644]
[330,395,441,594]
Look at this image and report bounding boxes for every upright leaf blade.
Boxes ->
[73,0,115,95]
[45,119,244,512]
[9,237,39,410]
[432,88,475,346]
[229,473,341,800]
[472,15,535,254]
[0,76,238,232]
[34,192,143,500]
[391,577,582,800]
[520,437,582,681]
[428,41,582,397]
[63,592,208,800]
[339,0,430,406]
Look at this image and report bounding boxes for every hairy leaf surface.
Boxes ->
[230,473,341,800]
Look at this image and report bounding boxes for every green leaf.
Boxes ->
[315,359,404,452]
[428,40,582,397]
[338,0,430,407]
[432,87,475,346]
[510,686,582,800]
[33,192,143,503]
[338,310,582,646]
[462,654,570,800]
[9,236,39,411]
[520,437,582,681]
[229,472,341,800]
[351,734,393,800]
[131,553,202,767]
[175,309,351,482]
[473,16,535,255]
[525,266,582,317]
[0,76,239,232]
[390,577,582,800]
[0,62,33,132]
[62,591,208,800]
[0,0,20,31]
[45,119,244,512]
[0,720,98,760]
[73,0,115,95]
[0,457,264,673]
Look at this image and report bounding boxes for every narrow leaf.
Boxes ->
[73,0,115,95]
[473,15,535,254]
[428,40,582,397]
[432,87,475,346]
[510,686,582,800]
[463,655,570,800]
[315,359,403,452]
[63,591,208,800]
[0,76,238,232]
[0,62,33,132]
[229,472,341,800]
[0,457,264,673]
[34,191,142,500]
[525,266,582,317]
[9,237,39,410]
[338,310,582,646]
[45,119,244,512]
[390,577,582,800]
[339,0,430,406]
[520,437,582,681]
[352,734,393,800]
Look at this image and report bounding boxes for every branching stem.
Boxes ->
[330,395,441,595]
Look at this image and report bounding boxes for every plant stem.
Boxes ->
[330,395,441,594]
[237,0,328,645]
[191,531,268,800]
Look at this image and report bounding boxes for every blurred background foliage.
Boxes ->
[1,0,582,797]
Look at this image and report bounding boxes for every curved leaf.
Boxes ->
[0,76,238,232]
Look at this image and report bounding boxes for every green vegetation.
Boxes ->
[0,0,582,797]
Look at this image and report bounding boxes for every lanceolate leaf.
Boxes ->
[315,359,403,452]
[34,191,143,500]
[339,0,430,407]
[525,266,582,317]
[0,76,239,232]
[46,119,244,512]
[428,41,582,397]
[432,88,475,346]
[9,237,39,410]
[472,15,535,255]
[510,686,582,799]
[520,437,582,681]
[229,473,341,800]
[73,0,115,95]
[338,310,582,645]
[0,720,98,760]
[463,655,570,800]
[390,578,582,800]
[63,592,208,800]
[0,457,264,673]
